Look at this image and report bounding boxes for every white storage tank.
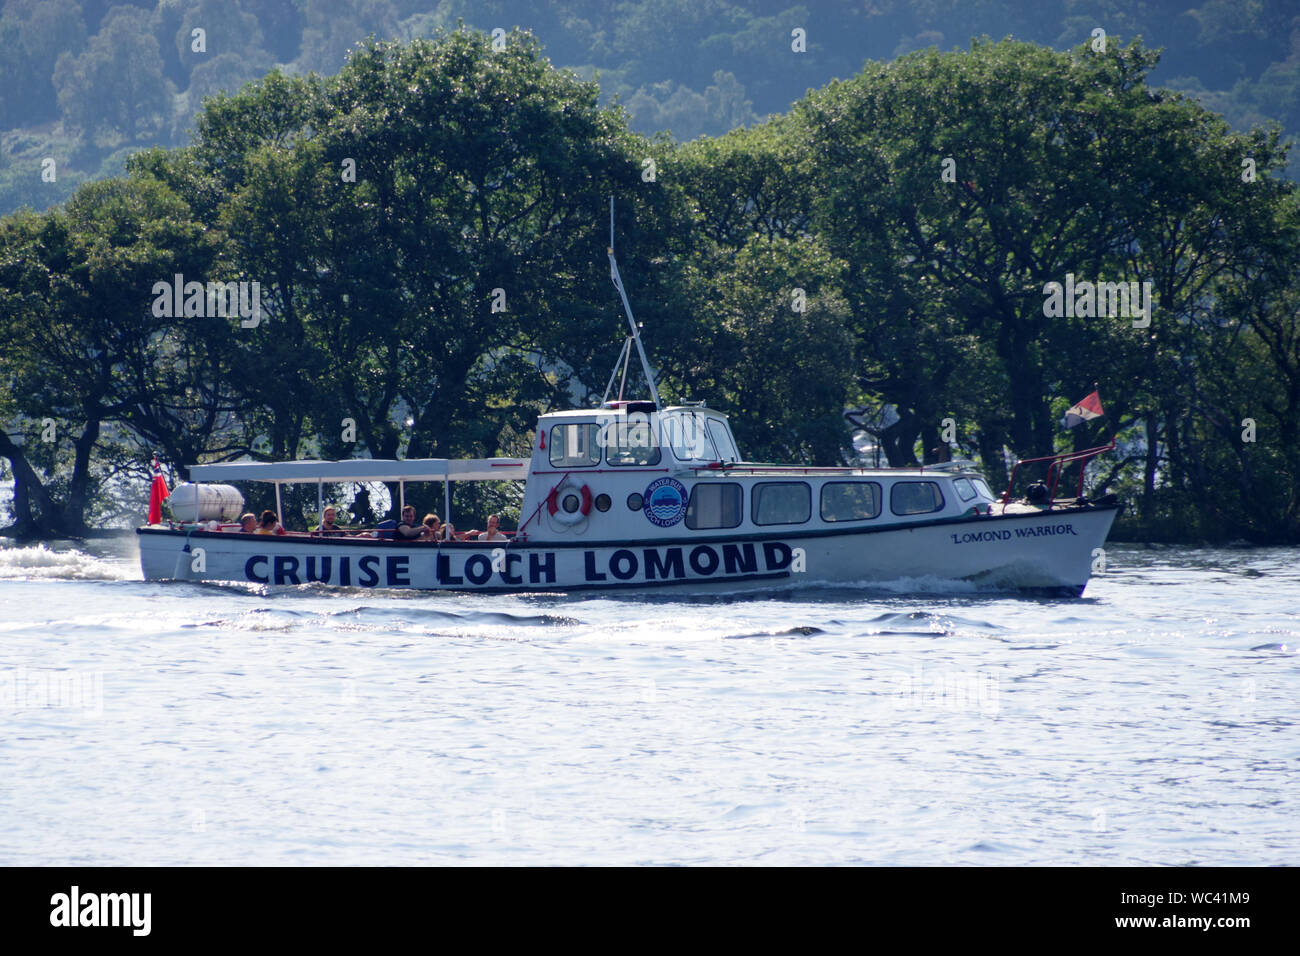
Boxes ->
[166,482,246,522]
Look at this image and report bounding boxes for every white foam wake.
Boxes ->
[0,543,133,581]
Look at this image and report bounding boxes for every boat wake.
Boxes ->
[0,543,134,581]
[184,603,583,634]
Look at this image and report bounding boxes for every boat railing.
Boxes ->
[1000,441,1116,511]
[692,460,984,475]
[165,520,521,542]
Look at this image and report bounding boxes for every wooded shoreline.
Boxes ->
[3,31,1298,544]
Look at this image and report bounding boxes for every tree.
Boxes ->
[0,176,226,536]
[793,36,1299,535]
[0,0,88,128]
[53,5,174,141]
[673,234,856,463]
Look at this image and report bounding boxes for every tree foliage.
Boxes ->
[3,30,1299,543]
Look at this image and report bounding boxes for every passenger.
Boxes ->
[255,509,286,535]
[314,507,347,536]
[469,514,508,542]
[421,514,456,541]
[236,513,257,533]
[392,505,425,541]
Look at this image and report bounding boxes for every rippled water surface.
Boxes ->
[1,535,1296,865]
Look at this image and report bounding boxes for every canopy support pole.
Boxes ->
[444,479,451,535]
[601,336,632,405]
[607,197,660,408]
[275,482,283,523]
[399,481,405,514]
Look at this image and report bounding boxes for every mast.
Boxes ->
[606,197,661,408]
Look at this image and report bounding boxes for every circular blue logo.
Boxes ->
[643,477,688,527]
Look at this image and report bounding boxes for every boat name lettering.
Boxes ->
[1014,524,1078,537]
[244,553,405,586]
[240,543,791,588]
[949,523,1078,545]
[583,543,790,582]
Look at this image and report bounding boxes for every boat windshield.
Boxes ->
[663,411,719,462]
[601,413,662,466]
[707,417,739,461]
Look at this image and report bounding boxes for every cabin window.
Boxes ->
[953,478,977,502]
[602,415,662,466]
[549,423,600,468]
[667,412,718,462]
[707,418,739,462]
[820,481,881,521]
[890,480,945,515]
[685,483,742,530]
[752,481,812,526]
[972,478,995,499]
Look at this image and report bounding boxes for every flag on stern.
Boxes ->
[1062,390,1104,429]
[148,456,170,524]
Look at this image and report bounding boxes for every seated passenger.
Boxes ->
[393,505,425,541]
[421,514,448,541]
[236,513,257,533]
[314,507,347,535]
[255,509,286,535]
[468,514,508,542]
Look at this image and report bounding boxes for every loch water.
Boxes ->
[0,535,1296,865]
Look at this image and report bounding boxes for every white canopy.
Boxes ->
[188,457,529,484]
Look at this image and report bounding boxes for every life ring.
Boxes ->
[547,478,593,527]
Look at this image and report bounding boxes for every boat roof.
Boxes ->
[188,457,529,483]
[541,404,729,420]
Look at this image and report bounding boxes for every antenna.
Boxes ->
[607,197,661,409]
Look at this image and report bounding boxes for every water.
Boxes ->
[0,535,1296,865]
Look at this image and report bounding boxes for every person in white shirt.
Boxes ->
[470,514,507,541]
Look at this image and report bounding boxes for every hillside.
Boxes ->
[2,0,1298,214]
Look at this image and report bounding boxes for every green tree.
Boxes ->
[798,39,1289,479]
[0,176,227,536]
[0,0,88,128]
[671,234,856,463]
[53,5,174,141]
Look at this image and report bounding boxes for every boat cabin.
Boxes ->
[515,403,1002,542]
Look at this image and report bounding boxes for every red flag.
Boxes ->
[1062,390,1104,429]
[148,456,170,524]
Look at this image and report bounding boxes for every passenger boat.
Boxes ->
[137,211,1121,596]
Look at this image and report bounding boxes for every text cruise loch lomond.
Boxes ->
[137,207,1121,596]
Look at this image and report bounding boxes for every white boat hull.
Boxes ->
[137,505,1121,596]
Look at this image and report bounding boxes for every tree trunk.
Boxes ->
[1142,414,1159,518]
[919,421,939,464]
[59,417,101,535]
[0,434,59,538]
[976,422,1009,493]
[880,412,920,466]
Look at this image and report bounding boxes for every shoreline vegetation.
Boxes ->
[3,27,1299,545]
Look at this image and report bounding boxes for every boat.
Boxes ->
[137,207,1122,596]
